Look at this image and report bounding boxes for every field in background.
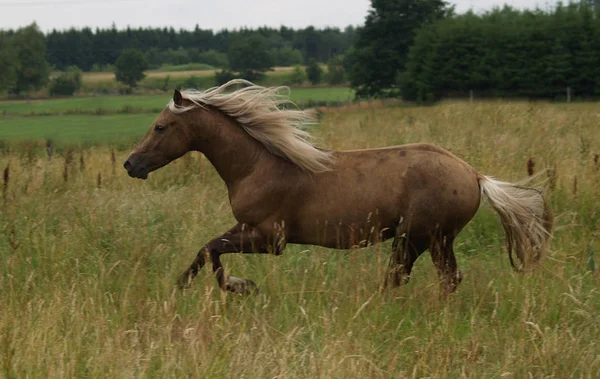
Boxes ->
[81,66,296,84]
[0,100,599,377]
[77,66,302,93]
[0,87,354,116]
[0,87,354,146]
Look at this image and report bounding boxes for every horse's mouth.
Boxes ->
[128,170,149,180]
[124,160,149,179]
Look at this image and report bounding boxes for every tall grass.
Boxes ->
[0,101,598,377]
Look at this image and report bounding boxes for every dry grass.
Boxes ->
[1,100,599,377]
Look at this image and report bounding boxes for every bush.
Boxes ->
[326,56,345,85]
[272,47,304,67]
[191,49,229,68]
[180,76,203,89]
[49,66,82,96]
[306,59,323,85]
[172,75,215,90]
[288,65,307,85]
[90,63,115,73]
[215,70,238,86]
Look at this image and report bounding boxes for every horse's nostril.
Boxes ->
[124,160,132,171]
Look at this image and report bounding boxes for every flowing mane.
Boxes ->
[167,79,333,173]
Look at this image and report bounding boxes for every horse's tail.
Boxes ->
[478,175,553,272]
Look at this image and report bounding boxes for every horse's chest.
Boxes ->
[229,188,280,227]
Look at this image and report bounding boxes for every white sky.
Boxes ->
[0,0,561,32]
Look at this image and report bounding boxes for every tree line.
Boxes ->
[0,23,356,96]
[348,1,600,101]
[2,1,600,101]
[400,2,600,101]
[42,25,357,72]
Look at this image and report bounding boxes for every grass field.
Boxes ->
[0,87,354,117]
[0,114,154,145]
[80,66,297,84]
[0,100,599,377]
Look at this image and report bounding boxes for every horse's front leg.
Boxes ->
[177,223,284,294]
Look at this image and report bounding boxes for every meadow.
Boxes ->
[77,66,314,94]
[0,87,354,117]
[0,96,599,377]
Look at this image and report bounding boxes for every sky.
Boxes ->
[0,0,561,32]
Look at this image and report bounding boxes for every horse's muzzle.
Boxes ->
[123,158,149,179]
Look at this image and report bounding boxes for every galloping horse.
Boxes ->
[124,80,552,295]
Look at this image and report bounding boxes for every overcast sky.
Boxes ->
[0,0,561,32]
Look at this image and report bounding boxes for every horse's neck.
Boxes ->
[192,109,271,189]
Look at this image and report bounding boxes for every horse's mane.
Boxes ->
[167,79,333,173]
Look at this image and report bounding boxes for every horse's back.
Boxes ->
[289,143,482,246]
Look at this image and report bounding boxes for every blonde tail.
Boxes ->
[479,175,553,271]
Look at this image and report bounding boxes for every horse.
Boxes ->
[124,80,553,295]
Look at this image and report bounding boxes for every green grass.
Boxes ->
[0,87,355,116]
[153,63,217,72]
[285,86,355,103]
[0,101,598,377]
[0,96,168,116]
[0,114,155,145]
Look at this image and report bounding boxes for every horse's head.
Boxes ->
[124,90,194,179]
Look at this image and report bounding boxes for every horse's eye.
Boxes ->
[155,125,167,132]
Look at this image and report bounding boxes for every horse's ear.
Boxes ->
[173,89,183,106]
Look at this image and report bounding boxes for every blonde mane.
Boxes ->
[167,79,333,173]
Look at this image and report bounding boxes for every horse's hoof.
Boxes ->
[226,276,259,295]
[177,274,193,290]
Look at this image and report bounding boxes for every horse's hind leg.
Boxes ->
[383,237,426,289]
[430,235,463,295]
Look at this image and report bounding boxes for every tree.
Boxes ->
[347,0,451,97]
[272,46,304,66]
[0,32,18,92]
[289,65,307,85]
[326,55,345,84]
[115,49,148,89]
[49,66,82,96]
[191,49,229,68]
[215,69,238,86]
[228,34,274,81]
[11,23,50,95]
[306,59,323,85]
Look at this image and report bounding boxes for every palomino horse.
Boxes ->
[124,80,553,295]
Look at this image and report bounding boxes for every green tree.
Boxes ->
[348,0,451,97]
[193,49,229,68]
[545,39,572,98]
[272,46,304,66]
[289,65,307,85]
[215,69,238,86]
[49,66,82,96]
[306,59,323,85]
[0,32,18,92]
[11,23,50,95]
[115,49,148,89]
[326,55,345,84]
[228,34,274,81]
